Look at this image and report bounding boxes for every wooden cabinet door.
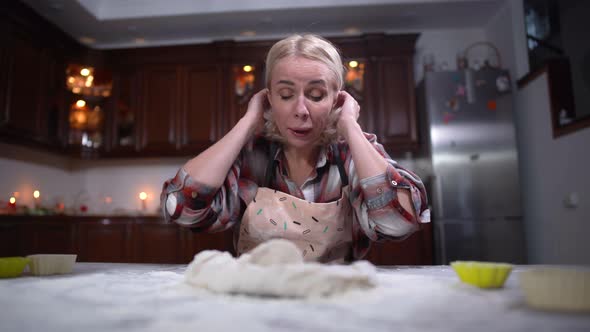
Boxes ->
[22,220,74,255]
[368,57,418,152]
[184,230,235,263]
[107,69,140,154]
[0,221,24,257]
[78,220,132,263]
[139,66,180,153]
[365,223,433,265]
[1,27,43,139]
[133,222,184,263]
[179,65,221,153]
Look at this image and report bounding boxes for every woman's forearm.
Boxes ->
[341,118,417,219]
[341,119,388,180]
[183,114,256,188]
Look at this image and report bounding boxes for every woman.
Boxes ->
[161,34,429,262]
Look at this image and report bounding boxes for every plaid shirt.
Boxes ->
[161,133,430,259]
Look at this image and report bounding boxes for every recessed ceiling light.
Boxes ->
[79,37,96,44]
[241,30,256,37]
[344,27,360,35]
[134,38,146,44]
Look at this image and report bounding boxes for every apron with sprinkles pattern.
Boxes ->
[236,143,353,263]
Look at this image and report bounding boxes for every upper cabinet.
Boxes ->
[1,2,419,158]
[336,34,419,153]
[0,2,82,150]
[105,64,223,157]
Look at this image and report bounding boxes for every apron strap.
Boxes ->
[264,142,280,188]
[333,144,349,187]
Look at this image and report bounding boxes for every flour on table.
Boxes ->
[184,239,376,298]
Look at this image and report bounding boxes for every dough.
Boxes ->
[184,239,376,298]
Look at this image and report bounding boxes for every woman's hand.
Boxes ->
[243,89,269,136]
[335,90,361,138]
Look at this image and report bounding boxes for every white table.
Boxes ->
[1,263,588,332]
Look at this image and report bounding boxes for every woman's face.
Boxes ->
[267,55,338,150]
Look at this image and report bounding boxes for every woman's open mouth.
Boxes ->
[289,128,312,137]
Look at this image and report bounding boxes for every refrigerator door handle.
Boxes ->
[432,174,444,219]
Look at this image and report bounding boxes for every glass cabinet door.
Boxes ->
[112,70,137,149]
[343,59,367,129]
[65,64,112,150]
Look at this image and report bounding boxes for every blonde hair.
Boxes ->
[263,34,345,146]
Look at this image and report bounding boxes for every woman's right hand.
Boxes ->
[244,89,269,135]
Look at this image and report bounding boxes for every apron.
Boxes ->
[236,143,353,263]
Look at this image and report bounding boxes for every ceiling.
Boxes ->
[21,0,504,49]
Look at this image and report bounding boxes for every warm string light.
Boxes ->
[242,65,253,73]
[348,60,359,68]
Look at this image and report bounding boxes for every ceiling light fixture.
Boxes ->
[344,27,360,35]
[240,30,256,37]
[79,36,96,44]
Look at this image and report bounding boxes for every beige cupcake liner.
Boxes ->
[27,254,77,276]
[519,266,590,312]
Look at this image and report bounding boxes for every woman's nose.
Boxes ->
[294,96,309,120]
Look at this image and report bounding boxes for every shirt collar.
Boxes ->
[273,144,329,170]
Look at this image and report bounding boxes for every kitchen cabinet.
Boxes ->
[139,66,180,153]
[1,3,420,157]
[106,69,140,154]
[77,219,133,263]
[364,222,433,265]
[105,63,222,156]
[0,216,235,264]
[367,57,418,152]
[101,34,419,157]
[336,34,419,153]
[179,64,223,153]
[0,216,431,265]
[0,1,80,150]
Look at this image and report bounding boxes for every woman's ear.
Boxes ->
[333,91,344,109]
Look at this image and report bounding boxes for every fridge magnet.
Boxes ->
[446,98,460,111]
[476,79,486,87]
[455,85,466,97]
[496,75,510,93]
[443,111,455,124]
[487,100,497,111]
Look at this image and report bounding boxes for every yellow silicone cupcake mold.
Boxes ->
[0,257,31,278]
[451,261,513,289]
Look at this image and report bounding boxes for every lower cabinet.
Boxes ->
[0,216,432,265]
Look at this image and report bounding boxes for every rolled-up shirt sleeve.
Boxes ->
[161,159,243,233]
[347,133,430,242]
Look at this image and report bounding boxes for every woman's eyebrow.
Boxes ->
[308,79,327,86]
[277,80,295,86]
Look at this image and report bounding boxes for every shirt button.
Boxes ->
[377,187,383,194]
[391,180,398,186]
[191,191,198,199]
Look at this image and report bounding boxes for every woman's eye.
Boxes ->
[280,95,293,100]
[307,89,325,102]
[309,94,324,102]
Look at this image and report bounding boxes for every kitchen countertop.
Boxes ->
[1,263,589,332]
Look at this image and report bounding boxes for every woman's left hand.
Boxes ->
[335,90,360,137]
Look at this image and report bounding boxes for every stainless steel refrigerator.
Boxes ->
[417,68,526,264]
